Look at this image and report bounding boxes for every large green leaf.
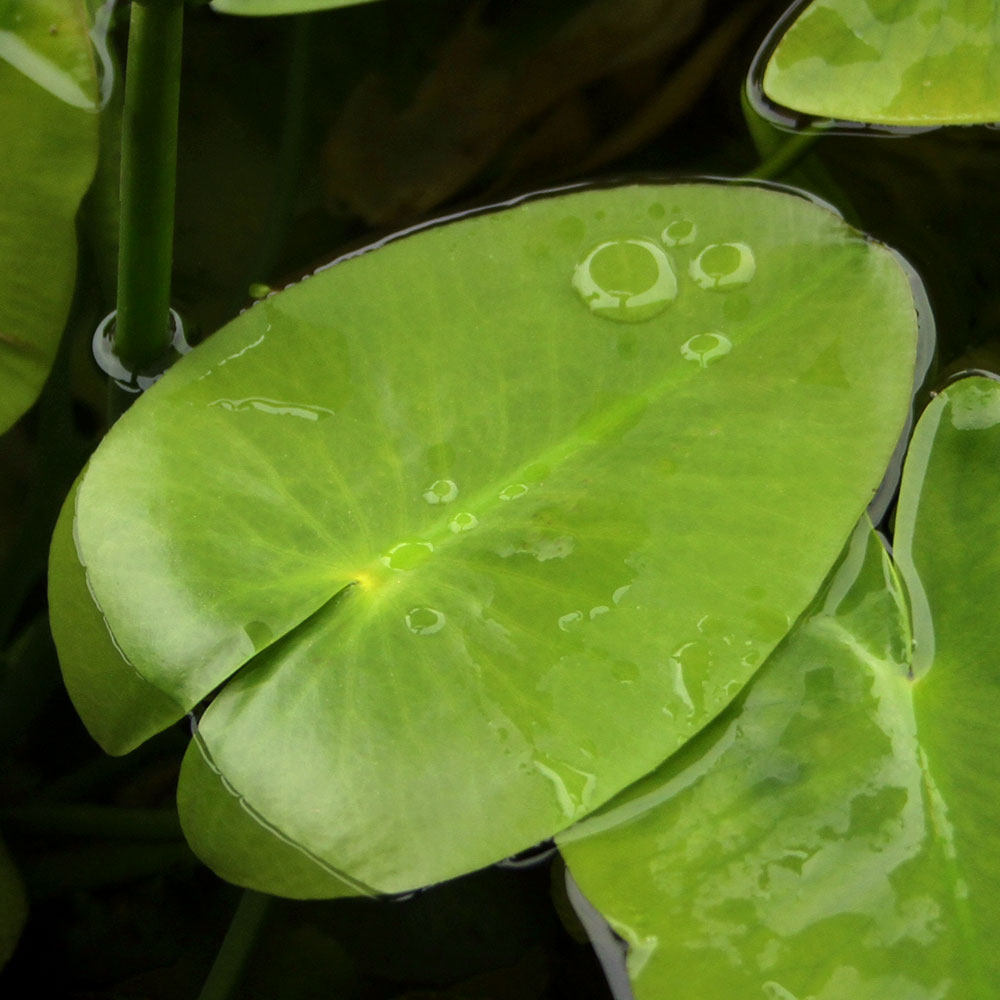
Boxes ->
[0,835,26,968]
[210,0,384,16]
[51,182,918,895]
[760,0,1000,126]
[560,375,1000,999]
[0,0,99,434]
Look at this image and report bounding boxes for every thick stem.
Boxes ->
[197,891,271,1000]
[114,0,184,371]
[747,128,824,181]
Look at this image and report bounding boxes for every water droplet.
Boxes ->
[449,511,479,533]
[209,397,334,421]
[661,219,697,246]
[648,203,665,219]
[381,541,434,571]
[589,605,610,619]
[422,479,459,504]
[558,611,584,632]
[405,606,446,635]
[680,332,732,367]
[499,484,528,501]
[612,585,631,605]
[689,242,756,289]
[572,238,678,323]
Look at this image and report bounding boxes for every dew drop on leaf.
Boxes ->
[572,238,677,323]
[689,242,756,289]
[449,511,479,533]
[422,479,459,504]
[680,332,732,367]
[405,607,446,635]
[661,219,697,246]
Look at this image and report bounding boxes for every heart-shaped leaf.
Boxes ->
[51,182,918,895]
[759,0,1000,126]
[210,0,384,16]
[0,0,99,434]
[560,375,1000,999]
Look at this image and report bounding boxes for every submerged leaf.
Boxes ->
[759,0,1000,126]
[51,182,918,895]
[560,376,1000,999]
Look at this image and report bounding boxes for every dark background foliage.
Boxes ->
[1,0,998,995]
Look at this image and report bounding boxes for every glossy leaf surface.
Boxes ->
[0,0,99,433]
[761,0,1000,126]
[560,376,1000,1000]
[52,182,918,895]
[210,0,383,16]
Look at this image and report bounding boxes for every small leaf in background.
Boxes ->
[758,0,1000,127]
[51,182,918,896]
[0,0,99,434]
[210,0,386,16]
[560,375,1000,999]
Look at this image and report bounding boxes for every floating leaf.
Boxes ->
[759,0,1000,126]
[210,0,385,16]
[50,182,918,896]
[560,376,1000,999]
[0,0,99,433]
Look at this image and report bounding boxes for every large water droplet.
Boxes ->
[689,242,756,289]
[572,238,678,323]
[422,479,459,504]
[680,332,732,367]
[405,607,446,635]
[381,541,434,571]
[449,511,479,533]
[661,219,697,246]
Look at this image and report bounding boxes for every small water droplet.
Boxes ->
[449,511,479,533]
[648,203,665,219]
[689,242,756,290]
[381,541,434,571]
[661,219,697,246]
[612,585,631,605]
[572,238,678,323]
[499,484,528,501]
[405,606,446,635]
[558,611,584,632]
[422,479,459,504]
[589,605,610,619]
[680,332,732,367]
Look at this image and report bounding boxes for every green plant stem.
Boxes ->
[747,127,824,181]
[240,13,311,304]
[0,805,182,840]
[114,0,184,371]
[197,891,271,1000]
